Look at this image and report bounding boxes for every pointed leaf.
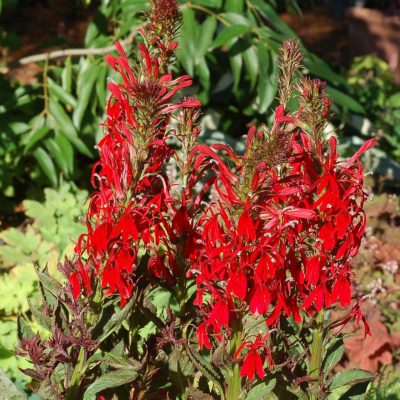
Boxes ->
[330,369,375,390]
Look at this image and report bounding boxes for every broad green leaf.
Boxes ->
[246,377,276,400]
[330,369,375,390]
[23,125,51,154]
[33,147,58,186]
[211,25,250,50]
[322,338,345,376]
[48,78,77,108]
[73,61,100,130]
[327,87,365,114]
[83,369,139,400]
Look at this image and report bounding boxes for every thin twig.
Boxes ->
[5,33,135,69]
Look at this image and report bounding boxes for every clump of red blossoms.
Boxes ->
[19,1,375,398]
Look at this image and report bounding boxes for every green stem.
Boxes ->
[226,329,242,400]
[309,312,324,400]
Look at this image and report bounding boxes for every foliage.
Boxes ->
[17,2,375,399]
[0,0,364,201]
[0,182,87,393]
[348,55,400,162]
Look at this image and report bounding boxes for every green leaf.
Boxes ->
[211,25,250,50]
[197,57,211,95]
[49,99,92,157]
[304,54,347,86]
[222,12,253,27]
[327,87,365,114]
[54,134,74,175]
[33,147,58,186]
[246,377,276,400]
[178,7,198,75]
[23,125,51,154]
[45,138,70,177]
[252,0,297,37]
[191,0,222,7]
[97,299,134,342]
[243,45,259,90]
[330,369,375,391]
[225,0,244,13]
[34,265,62,298]
[322,338,345,376]
[62,56,73,94]
[73,61,100,130]
[197,16,217,59]
[48,78,77,108]
[387,92,400,108]
[83,369,139,400]
[230,51,243,92]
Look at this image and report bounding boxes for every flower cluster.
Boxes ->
[72,0,201,305]
[190,42,374,379]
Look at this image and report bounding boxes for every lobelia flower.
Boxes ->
[190,40,374,379]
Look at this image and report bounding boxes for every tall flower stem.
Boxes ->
[309,311,325,400]
[226,328,242,400]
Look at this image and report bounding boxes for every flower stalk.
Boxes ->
[309,312,325,400]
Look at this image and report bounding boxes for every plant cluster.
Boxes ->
[16,1,376,399]
[0,182,87,392]
[348,55,400,163]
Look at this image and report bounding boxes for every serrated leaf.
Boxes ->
[83,369,138,400]
[330,369,375,390]
[246,377,276,400]
[211,25,249,50]
[33,147,58,186]
[34,265,62,298]
[97,298,134,342]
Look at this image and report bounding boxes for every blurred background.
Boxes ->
[0,0,399,398]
